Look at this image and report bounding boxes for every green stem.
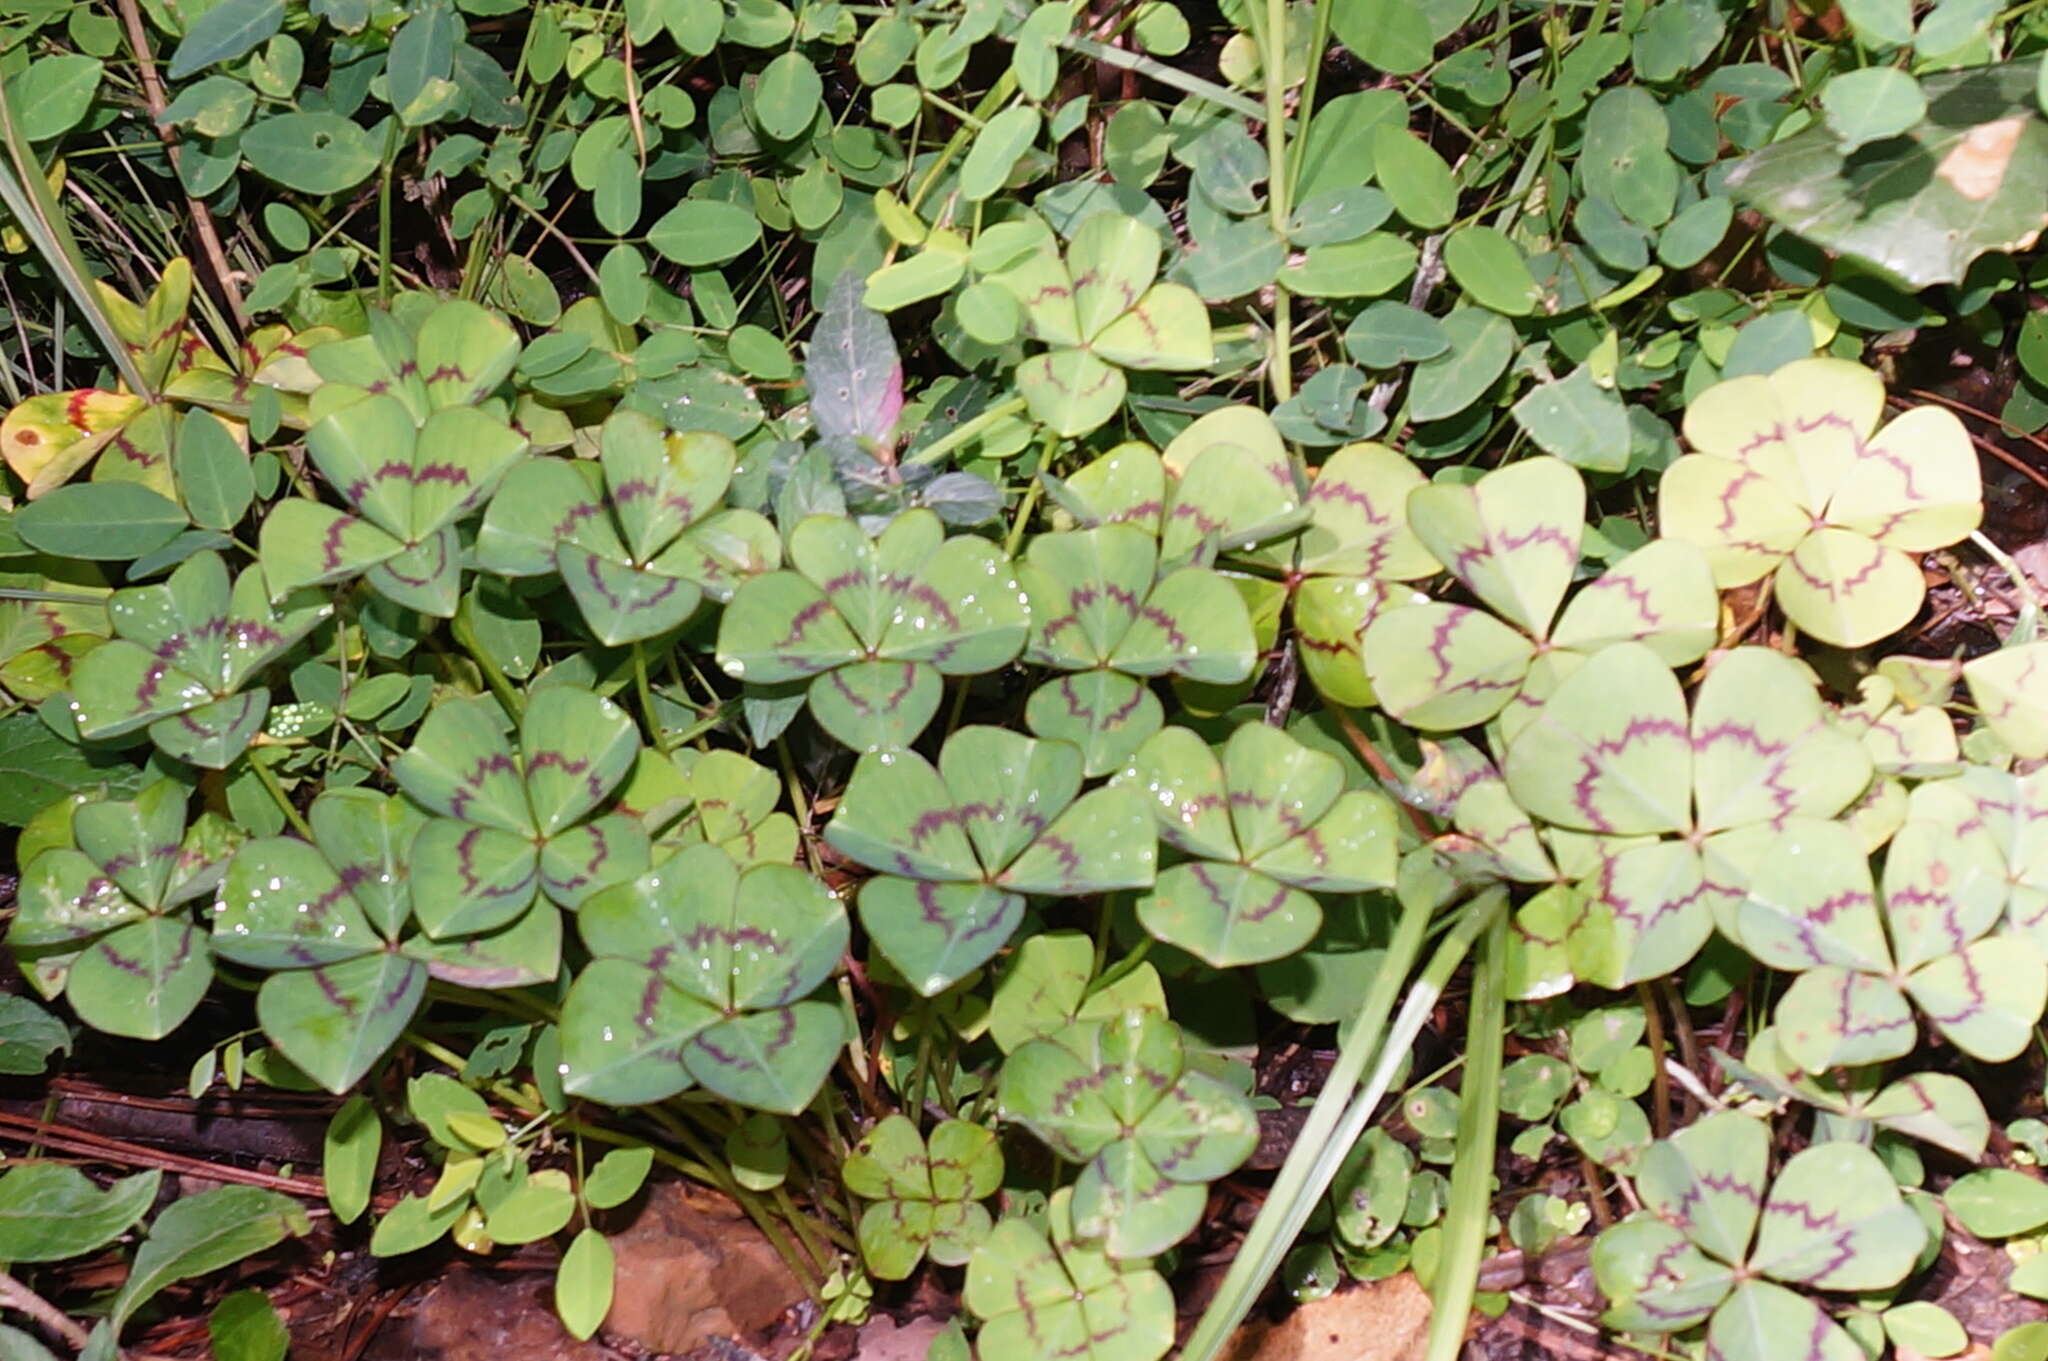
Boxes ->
[377,118,400,306]
[251,758,313,840]
[451,605,527,723]
[906,395,1029,467]
[632,642,671,756]
[641,1104,828,1289]
[1057,32,1278,125]
[908,72,1018,215]
[1284,0,1338,189]
[1255,0,1295,403]
[1004,476,1044,559]
[1178,887,1506,1361]
[1422,910,1508,1361]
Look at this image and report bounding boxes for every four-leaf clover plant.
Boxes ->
[1594,1112,1926,1361]
[998,1006,1257,1258]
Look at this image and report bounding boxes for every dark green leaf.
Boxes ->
[14,56,103,141]
[0,1167,159,1262]
[0,715,148,827]
[0,996,69,1076]
[167,0,284,79]
[15,484,186,561]
[208,1290,287,1361]
[241,113,382,195]
[112,1187,310,1331]
[646,199,763,266]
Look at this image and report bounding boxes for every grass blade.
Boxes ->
[1179,886,1507,1361]
[0,73,152,401]
[1422,909,1507,1361]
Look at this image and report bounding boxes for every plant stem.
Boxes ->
[632,642,671,756]
[111,0,247,334]
[377,119,401,306]
[0,1269,88,1351]
[251,758,313,840]
[906,396,1029,467]
[1255,0,1295,403]
[1178,886,1505,1361]
[1057,32,1277,124]
[908,72,1019,216]
[1422,909,1507,1361]
[451,606,526,723]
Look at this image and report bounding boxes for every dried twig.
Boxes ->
[112,0,247,333]
[0,1268,91,1352]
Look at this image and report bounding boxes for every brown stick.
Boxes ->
[0,1109,329,1201]
[112,0,248,333]
[1895,389,2048,494]
[0,1268,91,1351]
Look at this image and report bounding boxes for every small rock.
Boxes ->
[603,1181,806,1356]
[849,1316,948,1361]
[1219,1272,1433,1361]
[371,1266,609,1361]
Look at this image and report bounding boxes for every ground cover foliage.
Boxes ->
[3,0,2048,1358]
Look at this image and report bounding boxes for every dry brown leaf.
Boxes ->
[1938,117,2028,201]
[1218,1272,1434,1361]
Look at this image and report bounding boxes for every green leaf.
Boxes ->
[1662,358,1978,646]
[556,1229,615,1341]
[0,995,68,1076]
[0,714,149,826]
[258,953,428,1093]
[684,1001,846,1113]
[388,2,458,119]
[1406,308,1515,422]
[0,1166,160,1262]
[208,1290,287,1361]
[756,50,822,140]
[558,958,716,1105]
[858,877,1023,996]
[1017,349,1126,439]
[583,1145,653,1209]
[1371,125,1456,228]
[1840,0,1915,47]
[1751,1140,1925,1288]
[1512,369,1630,473]
[808,659,942,751]
[1331,0,1431,75]
[646,199,763,267]
[1582,86,1678,226]
[1966,642,2048,759]
[1727,62,2048,288]
[69,918,212,1040]
[1443,226,1540,316]
[323,1095,380,1226]
[167,0,284,79]
[240,113,381,195]
[1411,455,1584,634]
[961,105,1041,201]
[1024,671,1162,779]
[1139,862,1318,967]
[173,411,255,532]
[1946,1169,2048,1238]
[809,272,905,443]
[964,1190,1175,1361]
[1885,1302,1969,1358]
[1821,67,1927,149]
[485,1182,575,1244]
[15,483,186,561]
[1282,232,1418,298]
[1708,1281,1866,1361]
[13,56,103,142]
[370,1193,464,1257]
[110,1187,309,1333]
